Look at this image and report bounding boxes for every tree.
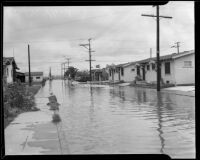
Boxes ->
[76,70,89,77]
[64,67,78,80]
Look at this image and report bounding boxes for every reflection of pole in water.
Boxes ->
[156,92,165,154]
[49,80,52,93]
[89,86,94,122]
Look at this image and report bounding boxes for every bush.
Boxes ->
[135,75,142,81]
[3,82,36,118]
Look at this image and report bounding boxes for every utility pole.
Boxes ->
[28,44,31,86]
[142,5,172,91]
[80,38,95,81]
[171,42,180,54]
[65,58,71,69]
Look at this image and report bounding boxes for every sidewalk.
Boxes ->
[4,90,69,155]
[161,86,195,97]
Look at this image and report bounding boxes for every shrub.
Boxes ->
[135,75,142,81]
[3,82,36,117]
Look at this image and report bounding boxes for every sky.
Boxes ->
[3,1,194,76]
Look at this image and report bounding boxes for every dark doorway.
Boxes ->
[142,67,145,80]
[118,68,121,81]
[137,66,140,76]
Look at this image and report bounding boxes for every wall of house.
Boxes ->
[174,54,195,84]
[114,71,119,81]
[161,61,176,84]
[122,65,137,82]
[145,65,157,83]
[145,62,175,84]
[25,75,43,82]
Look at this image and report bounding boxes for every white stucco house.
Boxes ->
[136,50,195,85]
[3,57,19,84]
[25,72,44,83]
[107,50,195,85]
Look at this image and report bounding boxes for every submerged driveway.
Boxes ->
[5,80,195,158]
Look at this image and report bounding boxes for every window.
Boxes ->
[36,77,40,79]
[147,65,150,71]
[184,61,192,67]
[152,63,155,70]
[121,68,124,76]
[131,68,135,71]
[109,69,111,76]
[165,62,171,74]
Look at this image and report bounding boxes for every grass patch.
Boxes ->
[26,85,41,95]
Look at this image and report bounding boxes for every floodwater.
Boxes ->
[36,80,195,158]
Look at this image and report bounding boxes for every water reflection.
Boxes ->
[156,92,165,154]
[89,86,95,122]
[49,80,52,93]
[45,80,195,157]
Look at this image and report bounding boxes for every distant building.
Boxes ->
[3,57,19,84]
[91,68,109,81]
[25,72,44,83]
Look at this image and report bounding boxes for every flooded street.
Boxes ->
[35,80,195,158]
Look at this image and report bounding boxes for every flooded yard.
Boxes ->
[32,80,195,158]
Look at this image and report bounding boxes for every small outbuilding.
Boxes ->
[25,72,44,83]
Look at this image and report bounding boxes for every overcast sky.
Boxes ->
[3,1,194,76]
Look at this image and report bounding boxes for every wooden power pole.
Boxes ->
[80,38,95,81]
[142,5,172,91]
[171,42,180,54]
[28,44,31,86]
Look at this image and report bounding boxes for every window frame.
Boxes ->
[165,62,171,75]
[183,61,192,68]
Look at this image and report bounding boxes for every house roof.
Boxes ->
[3,57,19,69]
[16,72,25,76]
[91,69,103,73]
[123,50,194,67]
[25,72,43,76]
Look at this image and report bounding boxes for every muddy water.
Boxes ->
[36,80,195,158]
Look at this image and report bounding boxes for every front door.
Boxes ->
[118,68,121,81]
[142,67,145,80]
[137,66,140,76]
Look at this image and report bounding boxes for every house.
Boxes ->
[107,63,129,82]
[142,50,195,85]
[91,68,109,81]
[118,50,194,85]
[3,57,19,84]
[25,72,44,83]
